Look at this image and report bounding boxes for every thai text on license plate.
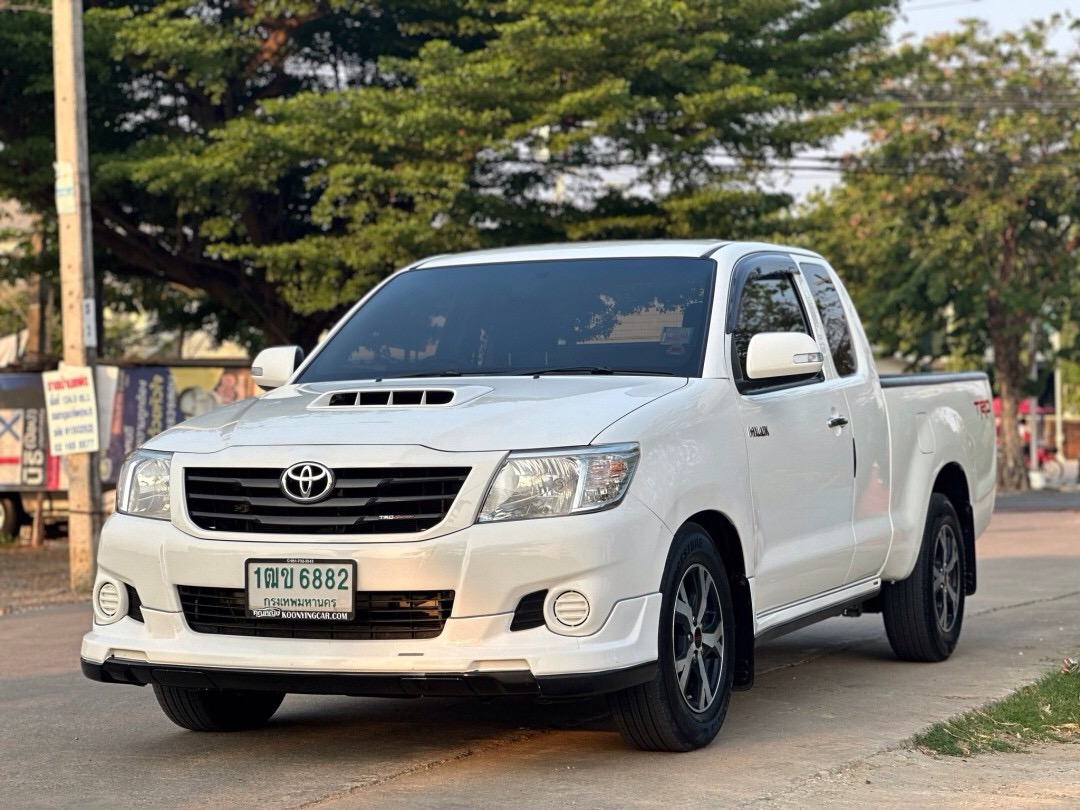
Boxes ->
[246,558,356,620]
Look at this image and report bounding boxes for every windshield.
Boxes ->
[296,257,715,383]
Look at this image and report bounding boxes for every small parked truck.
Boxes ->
[82,241,996,751]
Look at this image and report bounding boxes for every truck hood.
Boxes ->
[144,376,688,454]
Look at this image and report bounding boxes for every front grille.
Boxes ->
[184,466,470,535]
[178,586,454,640]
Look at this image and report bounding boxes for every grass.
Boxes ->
[913,662,1080,756]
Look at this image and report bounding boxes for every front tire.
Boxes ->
[153,685,284,732]
[609,522,734,751]
[882,493,965,662]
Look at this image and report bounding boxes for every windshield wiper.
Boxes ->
[520,367,676,377]
[377,367,677,379]
[386,370,466,379]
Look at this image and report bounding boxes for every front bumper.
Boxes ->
[81,494,671,694]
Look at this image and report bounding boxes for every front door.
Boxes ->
[728,255,856,614]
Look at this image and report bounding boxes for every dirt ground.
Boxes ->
[3,539,1078,807]
[0,539,88,616]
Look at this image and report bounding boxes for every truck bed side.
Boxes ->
[879,372,996,584]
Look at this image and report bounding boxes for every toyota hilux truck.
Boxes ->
[81,241,996,751]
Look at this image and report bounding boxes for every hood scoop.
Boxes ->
[314,388,458,408]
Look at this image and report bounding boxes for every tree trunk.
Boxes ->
[994,365,1029,492]
[989,228,1029,493]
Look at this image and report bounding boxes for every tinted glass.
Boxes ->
[799,263,857,377]
[732,273,811,378]
[297,257,715,382]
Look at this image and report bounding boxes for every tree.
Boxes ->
[2,0,487,349]
[2,0,900,352]
[801,18,1080,491]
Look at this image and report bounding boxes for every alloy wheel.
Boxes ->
[672,563,724,713]
[933,523,961,634]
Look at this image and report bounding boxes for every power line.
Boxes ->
[903,0,982,11]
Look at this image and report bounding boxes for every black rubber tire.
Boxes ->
[608,522,735,751]
[0,495,23,538]
[153,685,285,732]
[882,493,965,662]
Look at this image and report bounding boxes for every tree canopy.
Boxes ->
[801,18,1080,490]
[0,0,899,353]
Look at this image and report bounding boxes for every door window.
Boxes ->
[799,263,858,377]
[729,258,818,393]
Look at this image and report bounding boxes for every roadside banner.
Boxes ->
[41,365,100,456]
[0,364,253,490]
[104,366,176,478]
[0,373,60,490]
[101,365,255,484]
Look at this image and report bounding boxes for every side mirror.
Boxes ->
[745,332,824,380]
[251,346,304,390]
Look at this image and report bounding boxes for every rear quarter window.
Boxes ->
[799,263,858,377]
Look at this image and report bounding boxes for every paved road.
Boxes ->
[2,509,1079,809]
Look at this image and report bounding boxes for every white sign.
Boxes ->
[82,298,98,348]
[41,366,100,455]
[54,161,76,216]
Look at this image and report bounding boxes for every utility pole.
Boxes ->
[53,0,102,590]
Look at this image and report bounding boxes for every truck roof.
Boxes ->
[412,240,730,267]
[411,239,822,268]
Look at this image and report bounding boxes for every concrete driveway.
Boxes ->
[1,506,1078,808]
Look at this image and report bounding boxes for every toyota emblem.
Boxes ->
[280,462,335,504]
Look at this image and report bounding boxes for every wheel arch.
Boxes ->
[684,510,754,690]
[932,462,977,595]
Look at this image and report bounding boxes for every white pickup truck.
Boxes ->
[81,241,996,751]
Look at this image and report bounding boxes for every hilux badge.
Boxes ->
[280,462,335,503]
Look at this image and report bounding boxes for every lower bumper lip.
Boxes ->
[81,657,657,700]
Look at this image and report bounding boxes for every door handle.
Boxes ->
[827,415,849,429]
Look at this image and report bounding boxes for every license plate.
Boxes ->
[245,558,356,620]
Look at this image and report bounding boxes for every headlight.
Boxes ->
[116,450,173,520]
[478,443,639,523]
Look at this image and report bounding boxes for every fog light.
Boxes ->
[97,582,121,618]
[553,591,590,627]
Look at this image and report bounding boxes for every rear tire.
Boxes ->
[153,685,284,731]
[609,522,734,751]
[882,493,965,662]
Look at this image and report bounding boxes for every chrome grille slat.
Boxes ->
[184,466,470,535]
[185,475,283,488]
[187,493,377,509]
[334,476,459,487]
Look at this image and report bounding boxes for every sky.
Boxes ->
[782,0,1079,198]
[894,0,1077,41]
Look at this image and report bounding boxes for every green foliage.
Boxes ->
[913,666,1080,757]
[1,0,899,351]
[799,18,1080,490]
